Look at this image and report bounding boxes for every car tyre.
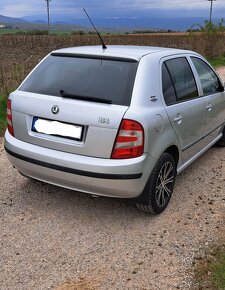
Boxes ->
[136,153,176,214]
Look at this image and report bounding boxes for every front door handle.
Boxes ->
[206,104,212,112]
[174,114,183,124]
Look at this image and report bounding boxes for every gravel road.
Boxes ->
[0,70,225,290]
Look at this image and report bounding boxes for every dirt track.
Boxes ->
[0,70,225,290]
[0,136,225,290]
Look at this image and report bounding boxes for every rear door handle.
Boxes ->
[174,114,183,124]
[206,104,212,112]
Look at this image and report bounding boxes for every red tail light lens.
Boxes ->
[7,100,14,136]
[111,119,144,159]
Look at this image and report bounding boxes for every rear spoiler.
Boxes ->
[51,52,138,63]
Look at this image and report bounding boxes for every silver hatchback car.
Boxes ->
[4,45,225,214]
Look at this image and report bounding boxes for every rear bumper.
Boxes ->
[4,130,156,198]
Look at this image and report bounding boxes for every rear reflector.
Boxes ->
[7,100,14,136]
[111,119,144,159]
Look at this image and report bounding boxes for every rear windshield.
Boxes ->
[19,55,138,106]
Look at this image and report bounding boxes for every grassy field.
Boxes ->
[194,245,225,289]
[0,29,27,35]
[0,29,73,36]
[208,56,225,68]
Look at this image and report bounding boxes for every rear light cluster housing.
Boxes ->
[7,100,14,136]
[111,119,144,159]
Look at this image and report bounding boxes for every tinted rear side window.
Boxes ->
[162,63,176,105]
[165,57,198,102]
[19,55,138,106]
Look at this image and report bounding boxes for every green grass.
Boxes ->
[0,29,27,35]
[208,56,225,68]
[211,249,225,289]
[0,94,7,136]
[194,245,225,289]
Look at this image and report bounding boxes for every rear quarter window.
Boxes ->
[162,63,177,105]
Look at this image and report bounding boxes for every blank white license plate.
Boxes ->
[32,117,83,140]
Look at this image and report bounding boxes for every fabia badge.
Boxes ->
[51,105,59,114]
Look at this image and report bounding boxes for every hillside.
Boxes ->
[0,14,84,31]
[0,14,27,24]
[0,13,207,31]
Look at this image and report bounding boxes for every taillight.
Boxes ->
[111,119,144,159]
[7,99,14,136]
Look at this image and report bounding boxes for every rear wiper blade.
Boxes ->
[60,90,112,104]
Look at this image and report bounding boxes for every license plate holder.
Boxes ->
[31,117,83,141]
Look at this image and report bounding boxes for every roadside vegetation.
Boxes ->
[0,28,177,36]
[208,56,225,68]
[0,28,25,35]
[193,244,225,289]
[189,18,225,35]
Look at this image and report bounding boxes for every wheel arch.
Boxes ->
[164,145,179,167]
[135,145,179,205]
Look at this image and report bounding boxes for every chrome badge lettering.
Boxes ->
[98,117,110,125]
[51,105,59,115]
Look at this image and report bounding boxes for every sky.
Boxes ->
[1,0,225,23]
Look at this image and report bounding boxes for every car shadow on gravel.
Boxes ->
[13,146,224,223]
[17,176,143,218]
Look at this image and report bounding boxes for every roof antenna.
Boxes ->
[83,8,107,50]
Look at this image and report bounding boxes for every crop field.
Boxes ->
[1,33,225,96]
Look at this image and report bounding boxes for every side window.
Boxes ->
[191,57,221,95]
[162,63,176,105]
[165,57,198,102]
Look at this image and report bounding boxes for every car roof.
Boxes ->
[52,45,195,61]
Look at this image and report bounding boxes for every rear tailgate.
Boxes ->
[11,91,128,158]
[10,53,139,158]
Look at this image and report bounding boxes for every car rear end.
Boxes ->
[4,47,155,198]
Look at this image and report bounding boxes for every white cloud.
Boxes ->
[0,0,224,18]
[1,1,44,17]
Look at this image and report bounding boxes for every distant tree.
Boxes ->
[71,30,85,36]
[15,31,26,35]
[79,30,85,35]
[189,18,225,35]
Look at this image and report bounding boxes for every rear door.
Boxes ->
[190,56,225,146]
[161,56,206,163]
